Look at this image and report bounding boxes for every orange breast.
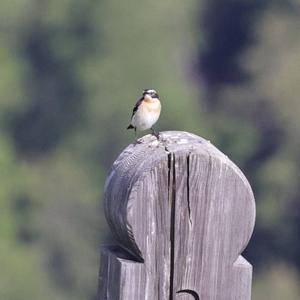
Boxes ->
[141,99,161,113]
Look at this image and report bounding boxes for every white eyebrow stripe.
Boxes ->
[145,89,157,94]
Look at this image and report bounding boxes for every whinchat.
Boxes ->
[127,89,161,141]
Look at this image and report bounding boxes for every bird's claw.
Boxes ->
[154,132,160,140]
[134,139,143,145]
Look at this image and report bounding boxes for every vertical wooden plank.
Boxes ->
[171,151,254,299]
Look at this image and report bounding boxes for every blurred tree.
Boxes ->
[197,0,300,276]
[198,0,268,108]
[1,1,103,299]
[10,0,100,157]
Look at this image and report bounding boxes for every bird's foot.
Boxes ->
[151,128,160,140]
[134,138,143,145]
[154,131,160,140]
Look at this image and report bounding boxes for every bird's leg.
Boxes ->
[151,127,160,140]
[134,128,142,144]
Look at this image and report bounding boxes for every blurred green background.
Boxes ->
[1,0,300,299]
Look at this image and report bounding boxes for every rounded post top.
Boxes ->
[107,131,250,191]
[104,131,255,261]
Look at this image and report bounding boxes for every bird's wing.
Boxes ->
[131,97,144,119]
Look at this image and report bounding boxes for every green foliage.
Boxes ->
[0,0,300,299]
[197,0,300,278]
[253,263,300,299]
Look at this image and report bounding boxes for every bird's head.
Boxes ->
[143,89,159,99]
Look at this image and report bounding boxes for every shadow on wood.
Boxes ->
[98,131,255,300]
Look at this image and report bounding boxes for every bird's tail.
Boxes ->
[127,124,134,129]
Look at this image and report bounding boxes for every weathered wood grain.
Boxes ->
[98,131,255,300]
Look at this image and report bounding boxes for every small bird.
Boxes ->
[127,89,161,141]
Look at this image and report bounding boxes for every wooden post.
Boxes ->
[98,131,255,300]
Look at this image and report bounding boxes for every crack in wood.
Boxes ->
[168,152,171,190]
[169,153,176,300]
[187,154,192,225]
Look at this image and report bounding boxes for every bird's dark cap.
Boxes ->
[143,89,159,99]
